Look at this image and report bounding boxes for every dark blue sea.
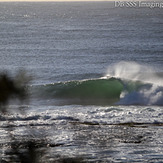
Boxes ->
[0,2,163,162]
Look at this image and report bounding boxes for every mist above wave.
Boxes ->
[105,61,163,86]
[105,61,163,105]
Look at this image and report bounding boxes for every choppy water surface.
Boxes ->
[0,105,163,162]
[0,2,163,162]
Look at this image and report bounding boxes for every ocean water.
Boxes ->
[0,2,163,162]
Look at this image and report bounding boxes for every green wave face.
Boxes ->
[52,78,123,100]
[31,77,163,106]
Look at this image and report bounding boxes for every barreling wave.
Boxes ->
[30,62,163,106]
[31,78,163,106]
[31,78,124,105]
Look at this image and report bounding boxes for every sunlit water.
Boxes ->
[0,2,163,162]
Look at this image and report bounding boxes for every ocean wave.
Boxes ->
[30,62,163,106]
[31,78,123,105]
[30,78,163,106]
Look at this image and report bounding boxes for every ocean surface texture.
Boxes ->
[0,2,163,162]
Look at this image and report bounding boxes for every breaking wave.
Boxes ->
[105,61,163,106]
[31,78,123,105]
[30,62,163,106]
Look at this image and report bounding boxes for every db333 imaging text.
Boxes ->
[115,1,163,8]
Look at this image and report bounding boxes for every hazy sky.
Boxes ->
[0,0,114,1]
[0,0,157,2]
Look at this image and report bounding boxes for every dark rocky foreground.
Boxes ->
[0,117,163,163]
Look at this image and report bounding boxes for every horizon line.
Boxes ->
[0,0,159,2]
[0,0,115,1]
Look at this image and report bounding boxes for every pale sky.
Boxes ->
[0,0,156,2]
[0,0,114,1]
[0,0,115,1]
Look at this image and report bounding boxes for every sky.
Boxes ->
[0,0,119,1]
[0,0,158,2]
[0,0,114,1]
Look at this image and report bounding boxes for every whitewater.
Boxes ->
[0,2,163,162]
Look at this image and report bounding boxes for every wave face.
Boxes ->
[32,78,124,105]
[31,62,163,106]
[31,79,163,106]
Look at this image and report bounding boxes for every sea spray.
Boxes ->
[106,61,163,86]
[105,61,163,105]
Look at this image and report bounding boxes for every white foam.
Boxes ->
[105,61,163,105]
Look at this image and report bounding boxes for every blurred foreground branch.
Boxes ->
[0,70,31,110]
